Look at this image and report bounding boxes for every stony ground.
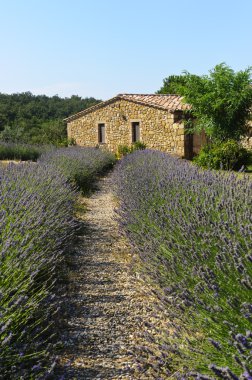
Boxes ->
[56,173,171,379]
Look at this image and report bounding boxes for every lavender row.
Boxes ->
[0,162,77,378]
[39,146,116,193]
[0,147,115,378]
[113,150,252,379]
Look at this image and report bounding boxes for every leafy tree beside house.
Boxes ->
[158,63,252,169]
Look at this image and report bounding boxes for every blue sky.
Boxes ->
[0,0,251,100]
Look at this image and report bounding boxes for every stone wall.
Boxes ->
[241,121,252,150]
[242,136,252,150]
[67,99,186,156]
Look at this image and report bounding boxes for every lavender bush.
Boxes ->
[0,162,76,378]
[113,150,252,379]
[39,146,116,193]
[0,146,114,378]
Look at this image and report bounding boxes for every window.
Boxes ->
[98,123,106,143]
[131,122,140,143]
[174,111,183,123]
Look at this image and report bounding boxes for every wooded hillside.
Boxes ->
[0,92,101,145]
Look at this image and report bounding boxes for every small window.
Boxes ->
[132,122,140,143]
[174,111,183,123]
[98,123,106,143]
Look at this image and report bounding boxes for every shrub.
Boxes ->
[132,141,146,150]
[0,141,46,161]
[117,144,132,158]
[113,150,252,378]
[117,141,146,158]
[194,139,249,170]
[39,146,116,193]
[56,137,76,147]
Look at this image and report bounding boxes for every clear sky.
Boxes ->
[0,0,251,100]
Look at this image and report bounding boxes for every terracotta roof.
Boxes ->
[64,94,191,122]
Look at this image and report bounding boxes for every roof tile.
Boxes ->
[64,94,190,122]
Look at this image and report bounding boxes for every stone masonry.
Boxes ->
[66,94,252,156]
[66,95,190,157]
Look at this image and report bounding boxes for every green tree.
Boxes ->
[158,63,252,142]
[0,92,101,145]
[157,74,188,94]
[0,125,25,142]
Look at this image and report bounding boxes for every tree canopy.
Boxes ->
[0,92,101,145]
[158,63,252,142]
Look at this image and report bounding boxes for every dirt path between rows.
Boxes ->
[56,173,170,379]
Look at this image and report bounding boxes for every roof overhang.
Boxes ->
[64,94,191,123]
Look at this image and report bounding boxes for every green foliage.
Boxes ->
[194,140,249,170]
[117,141,147,158]
[117,144,132,157]
[0,141,48,161]
[157,74,188,94]
[246,150,252,172]
[0,92,101,145]
[66,137,76,146]
[158,63,252,142]
[132,141,146,150]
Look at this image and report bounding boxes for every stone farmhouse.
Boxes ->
[65,94,207,158]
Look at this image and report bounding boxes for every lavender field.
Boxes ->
[113,150,252,379]
[0,147,115,379]
[39,146,115,193]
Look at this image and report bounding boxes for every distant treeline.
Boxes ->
[0,92,101,145]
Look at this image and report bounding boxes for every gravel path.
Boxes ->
[56,173,170,379]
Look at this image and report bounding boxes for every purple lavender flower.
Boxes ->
[0,147,114,377]
[112,149,252,378]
